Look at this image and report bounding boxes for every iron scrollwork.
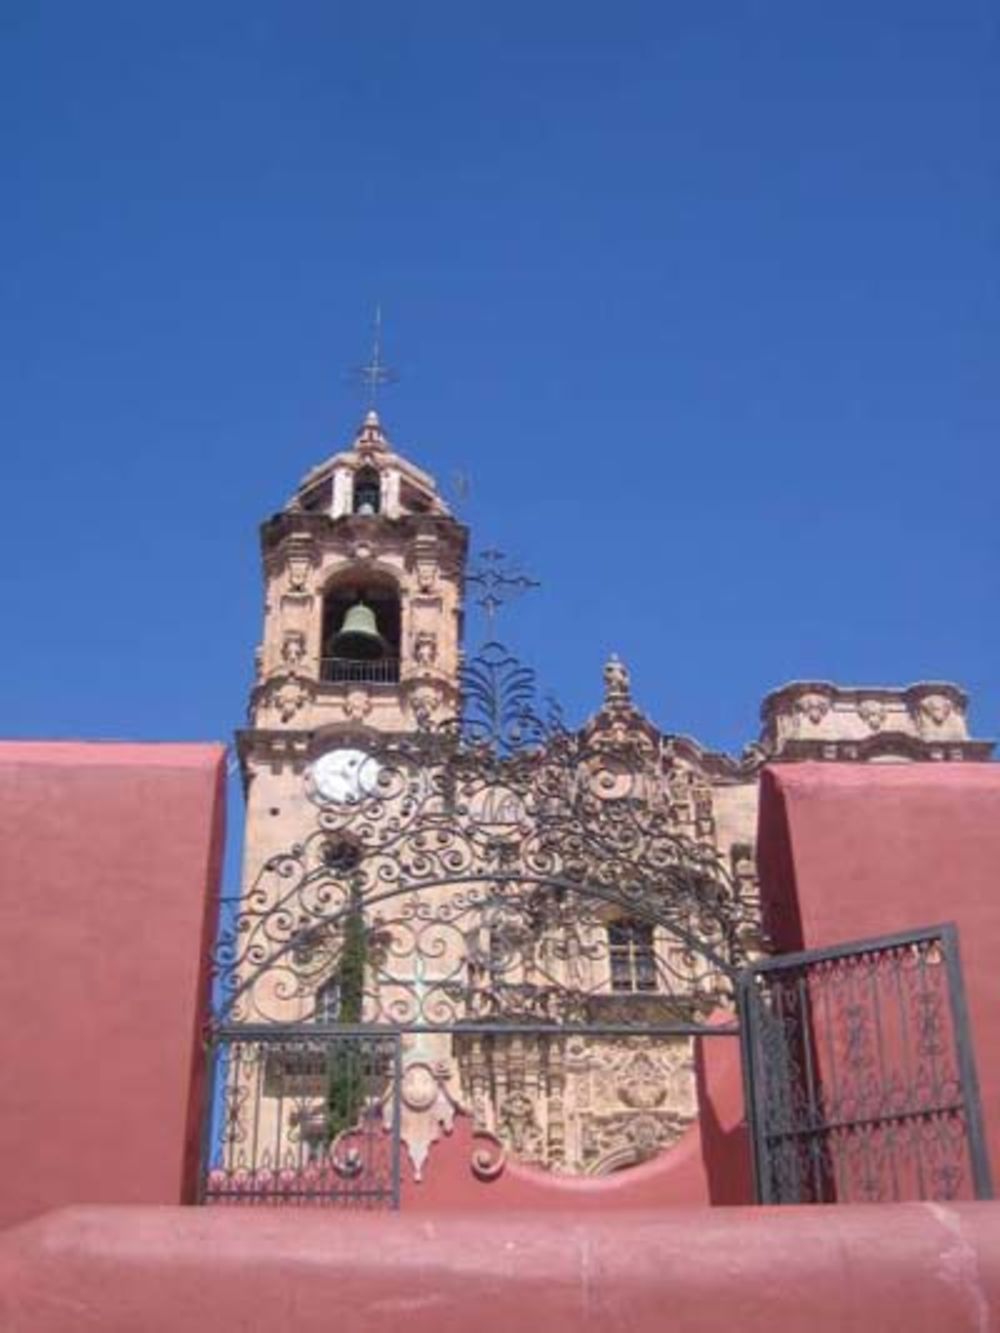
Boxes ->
[211,641,759,1033]
[740,926,993,1204]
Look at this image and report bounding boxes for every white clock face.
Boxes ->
[310,748,381,805]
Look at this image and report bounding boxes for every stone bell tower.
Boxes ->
[237,410,467,870]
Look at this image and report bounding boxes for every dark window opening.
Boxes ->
[353,467,381,515]
[315,978,342,1023]
[608,920,657,993]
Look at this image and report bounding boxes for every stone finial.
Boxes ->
[355,409,388,452]
[603,653,631,705]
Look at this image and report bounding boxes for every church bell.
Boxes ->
[331,599,386,659]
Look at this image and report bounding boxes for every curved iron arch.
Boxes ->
[212,641,761,1033]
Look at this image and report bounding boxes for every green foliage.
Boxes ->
[324,902,367,1143]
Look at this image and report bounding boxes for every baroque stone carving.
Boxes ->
[343,688,372,721]
[603,653,631,705]
[795,692,831,727]
[409,683,443,727]
[498,1088,543,1158]
[413,631,437,666]
[272,678,310,723]
[920,694,953,728]
[858,699,886,731]
[391,1060,458,1182]
[287,555,313,593]
[416,561,437,593]
[282,631,306,667]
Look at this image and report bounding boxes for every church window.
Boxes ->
[608,920,657,993]
[315,978,342,1024]
[352,467,381,515]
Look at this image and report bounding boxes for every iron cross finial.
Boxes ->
[353,305,398,407]
[466,549,540,629]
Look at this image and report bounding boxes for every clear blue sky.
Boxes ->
[2,3,996,828]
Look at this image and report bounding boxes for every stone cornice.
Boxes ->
[259,509,468,560]
[768,736,995,764]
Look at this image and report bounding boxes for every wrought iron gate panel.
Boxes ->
[202,1029,402,1207]
[739,924,992,1204]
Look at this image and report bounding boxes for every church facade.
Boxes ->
[218,411,992,1191]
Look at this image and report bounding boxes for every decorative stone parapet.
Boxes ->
[758,681,993,762]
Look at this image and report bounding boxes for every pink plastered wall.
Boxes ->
[757,762,1000,1185]
[0,742,225,1228]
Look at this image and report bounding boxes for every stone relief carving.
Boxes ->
[281,631,306,667]
[795,692,831,728]
[919,694,953,728]
[272,679,310,723]
[858,699,886,731]
[343,688,373,721]
[581,1110,687,1170]
[413,631,438,667]
[416,561,437,593]
[391,1060,458,1182]
[603,653,631,705]
[287,558,312,593]
[409,683,443,727]
[498,1088,544,1158]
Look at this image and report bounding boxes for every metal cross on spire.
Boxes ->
[466,549,540,630]
[353,305,398,407]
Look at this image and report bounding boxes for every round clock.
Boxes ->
[309,748,381,805]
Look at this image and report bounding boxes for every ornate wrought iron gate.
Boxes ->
[204,633,993,1208]
[738,925,993,1204]
[202,1028,402,1207]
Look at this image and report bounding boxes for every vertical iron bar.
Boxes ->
[846,955,876,1200]
[196,1033,220,1204]
[867,951,900,1201]
[796,973,823,1203]
[390,1033,403,1208]
[891,943,925,1198]
[941,925,994,1199]
[737,971,768,1204]
[817,961,845,1202]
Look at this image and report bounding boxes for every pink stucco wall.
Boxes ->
[0,742,225,1229]
[757,762,1000,1185]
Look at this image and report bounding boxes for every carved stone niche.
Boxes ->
[283,536,319,595]
[413,631,437,667]
[281,631,306,669]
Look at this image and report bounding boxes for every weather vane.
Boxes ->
[466,549,540,629]
[352,305,398,407]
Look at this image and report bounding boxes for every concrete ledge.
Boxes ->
[2,1203,999,1331]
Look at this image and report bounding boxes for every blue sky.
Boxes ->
[1,2,996,872]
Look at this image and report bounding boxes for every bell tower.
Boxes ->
[237,409,467,868]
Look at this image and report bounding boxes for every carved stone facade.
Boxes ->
[231,411,994,1184]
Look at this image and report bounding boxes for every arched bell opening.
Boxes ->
[321,574,401,684]
[352,466,381,515]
